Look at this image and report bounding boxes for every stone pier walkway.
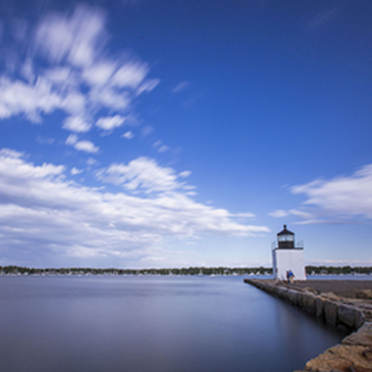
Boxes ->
[244,278,372,372]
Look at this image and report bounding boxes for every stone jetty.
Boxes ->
[244,278,372,372]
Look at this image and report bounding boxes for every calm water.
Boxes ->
[0,276,347,372]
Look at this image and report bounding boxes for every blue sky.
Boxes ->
[0,0,371,268]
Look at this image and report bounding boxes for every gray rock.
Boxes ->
[296,292,305,308]
[324,300,338,326]
[276,287,288,299]
[338,304,360,328]
[343,322,372,346]
[305,344,372,372]
[355,310,365,329]
[315,297,325,318]
[287,289,297,304]
[303,292,317,315]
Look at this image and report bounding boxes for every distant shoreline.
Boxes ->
[0,265,371,277]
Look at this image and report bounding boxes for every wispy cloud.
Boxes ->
[141,126,154,137]
[122,131,134,139]
[35,6,106,67]
[153,140,170,153]
[290,164,372,222]
[0,5,159,144]
[179,170,191,178]
[172,81,190,93]
[304,6,341,32]
[71,167,83,175]
[36,136,55,145]
[158,145,170,153]
[231,212,256,218]
[268,209,288,218]
[97,157,194,194]
[0,149,269,263]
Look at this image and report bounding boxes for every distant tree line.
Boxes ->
[305,265,372,275]
[0,265,272,276]
[0,265,371,276]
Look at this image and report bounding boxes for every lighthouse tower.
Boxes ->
[272,225,306,281]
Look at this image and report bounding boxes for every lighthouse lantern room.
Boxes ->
[272,225,306,281]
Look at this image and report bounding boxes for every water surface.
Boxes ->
[0,276,346,372]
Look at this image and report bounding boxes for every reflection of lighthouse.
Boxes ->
[272,225,306,281]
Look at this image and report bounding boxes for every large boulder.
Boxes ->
[355,310,366,330]
[338,304,362,329]
[343,322,372,347]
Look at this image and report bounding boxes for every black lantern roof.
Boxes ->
[277,225,294,236]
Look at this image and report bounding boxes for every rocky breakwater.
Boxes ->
[244,278,372,372]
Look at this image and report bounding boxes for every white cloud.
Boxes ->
[89,86,131,110]
[0,77,62,122]
[289,209,314,219]
[61,91,86,115]
[136,79,160,96]
[82,60,117,86]
[232,212,255,218]
[21,59,35,83]
[35,5,106,67]
[74,140,99,153]
[0,149,269,262]
[268,209,289,218]
[63,116,91,132]
[44,67,73,83]
[111,62,148,88]
[0,6,159,135]
[65,134,78,145]
[179,171,191,178]
[153,140,169,153]
[0,148,24,158]
[98,157,191,194]
[122,131,134,139]
[71,167,83,175]
[87,157,97,166]
[291,164,372,221]
[65,134,99,153]
[96,115,125,131]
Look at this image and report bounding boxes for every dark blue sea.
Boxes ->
[0,276,348,372]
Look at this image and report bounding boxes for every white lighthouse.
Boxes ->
[272,225,306,281]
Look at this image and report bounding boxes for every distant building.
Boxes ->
[272,225,306,281]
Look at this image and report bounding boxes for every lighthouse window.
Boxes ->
[278,235,294,242]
